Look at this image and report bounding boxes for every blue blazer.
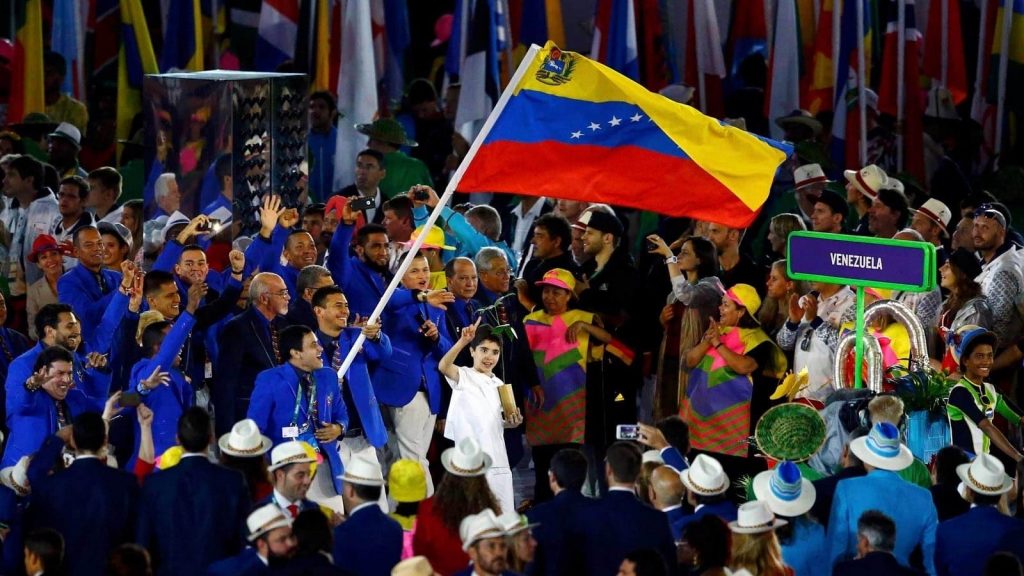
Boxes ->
[318,329,391,448]
[936,505,1023,576]
[27,457,139,576]
[251,226,301,296]
[828,470,937,575]
[575,489,677,576]
[131,312,197,465]
[782,516,829,576]
[57,263,122,343]
[248,363,348,493]
[2,344,104,467]
[326,223,390,318]
[376,294,452,413]
[672,499,737,537]
[665,506,688,540]
[333,504,403,576]
[205,547,270,576]
[213,307,286,436]
[525,489,597,576]
[136,456,250,576]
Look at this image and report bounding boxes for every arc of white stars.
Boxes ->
[588,122,602,131]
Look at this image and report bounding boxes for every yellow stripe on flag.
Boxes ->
[11,0,45,122]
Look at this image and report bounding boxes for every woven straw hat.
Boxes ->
[755,403,826,462]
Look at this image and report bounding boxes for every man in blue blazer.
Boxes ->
[828,423,937,575]
[57,226,122,343]
[213,272,290,436]
[935,454,1023,576]
[129,284,199,466]
[136,408,250,576]
[27,412,138,576]
[575,442,677,576]
[313,286,391,464]
[248,325,348,496]
[248,198,316,297]
[376,252,453,496]
[3,346,103,469]
[207,503,297,576]
[325,215,392,319]
[333,454,402,576]
[525,448,597,576]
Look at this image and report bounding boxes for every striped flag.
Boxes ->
[518,0,566,48]
[116,0,158,151]
[88,0,120,78]
[878,0,925,180]
[254,0,300,71]
[684,0,726,116]
[830,0,873,171]
[807,0,836,113]
[990,0,1024,111]
[591,0,639,81]
[728,0,769,80]
[970,0,999,167]
[9,0,45,124]
[636,0,676,91]
[767,0,802,138]
[382,0,411,104]
[923,0,967,104]
[332,0,379,190]
[161,0,204,71]
[455,0,503,141]
[52,0,86,100]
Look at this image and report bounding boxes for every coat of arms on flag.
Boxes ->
[536,46,575,85]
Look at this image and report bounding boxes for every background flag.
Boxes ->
[332,0,379,191]
[457,42,791,227]
[10,0,45,124]
[455,0,503,142]
[116,0,158,152]
[807,0,836,113]
[254,0,300,71]
[52,0,86,100]
[685,0,727,116]
[878,0,925,180]
[923,0,967,104]
[766,0,802,138]
[591,0,640,80]
[161,0,204,71]
[830,0,872,171]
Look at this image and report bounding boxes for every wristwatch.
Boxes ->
[664,256,678,264]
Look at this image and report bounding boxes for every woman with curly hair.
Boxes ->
[412,438,500,575]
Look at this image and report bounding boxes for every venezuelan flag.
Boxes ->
[9,0,45,124]
[117,0,159,150]
[457,42,792,228]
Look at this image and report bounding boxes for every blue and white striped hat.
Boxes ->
[849,422,914,471]
[752,461,816,518]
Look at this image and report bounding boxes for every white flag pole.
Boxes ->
[335,44,543,379]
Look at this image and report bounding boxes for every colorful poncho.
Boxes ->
[682,326,787,457]
[523,309,596,446]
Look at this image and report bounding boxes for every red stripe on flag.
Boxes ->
[265,0,301,21]
[459,140,761,226]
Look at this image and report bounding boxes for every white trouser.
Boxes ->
[339,434,389,511]
[389,392,436,497]
[307,441,343,514]
[488,466,515,515]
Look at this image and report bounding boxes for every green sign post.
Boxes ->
[787,232,937,388]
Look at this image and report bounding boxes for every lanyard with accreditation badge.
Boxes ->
[282,375,320,452]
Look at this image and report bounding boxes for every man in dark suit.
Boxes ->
[513,213,579,311]
[284,265,334,331]
[525,448,597,576]
[207,504,297,576]
[333,454,402,576]
[136,408,250,576]
[22,528,64,576]
[256,442,322,519]
[935,454,1023,576]
[833,510,924,576]
[332,149,387,225]
[576,442,677,576]
[27,412,138,576]
[213,272,289,435]
[648,466,687,540]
